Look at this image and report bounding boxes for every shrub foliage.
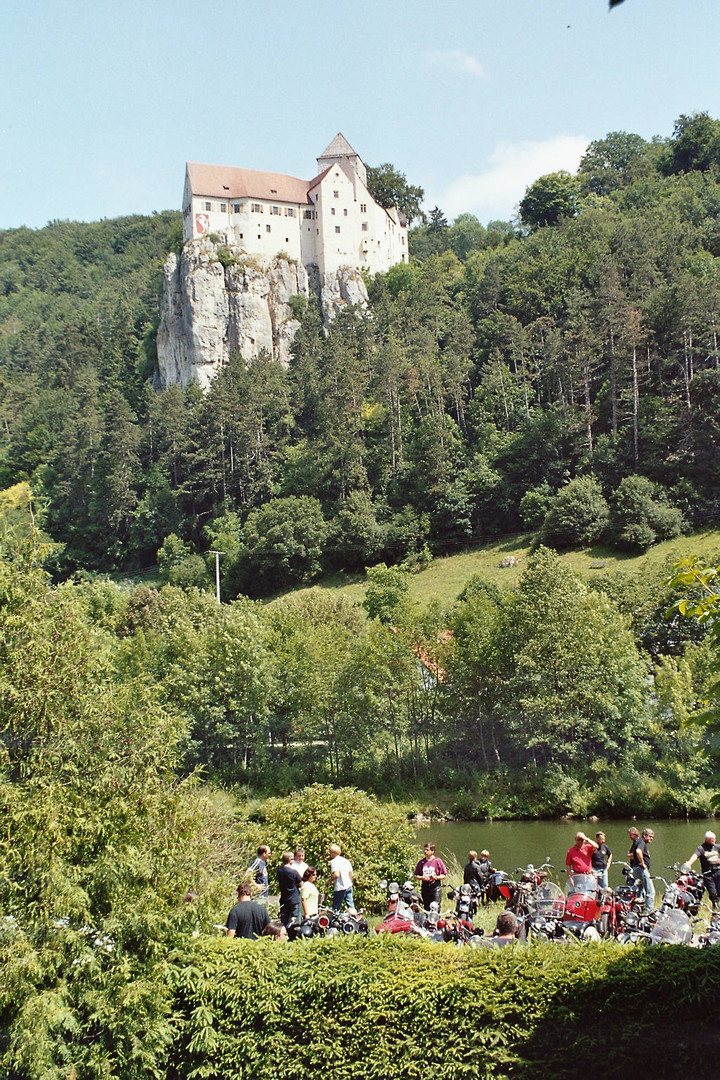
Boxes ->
[170,936,720,1080]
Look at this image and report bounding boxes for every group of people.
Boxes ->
[225,826,720,942]
[564,830,614,889]
[226,843,355,940]
[565,826,720,914]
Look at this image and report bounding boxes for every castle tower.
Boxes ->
[317,133,367,187]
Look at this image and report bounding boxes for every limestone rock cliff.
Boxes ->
[156,239,368,389]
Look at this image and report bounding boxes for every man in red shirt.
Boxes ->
[565,832,599,878]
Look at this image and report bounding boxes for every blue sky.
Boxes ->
[2,0,719,231]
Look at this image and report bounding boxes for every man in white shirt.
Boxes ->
[329,843,355,913]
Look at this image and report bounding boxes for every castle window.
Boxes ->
[361,222,368,231]
[335,226,340,234]
[401,236,405,244]
[233,203,241,213]
[239,233,243,239]
[333,190,339,198]
[220,203,226,212]
[266,224,271,233]
[343,208,348,216]
[287,208,295,218]
[304,209,313,219]
[252,203,262,213]
[272,206,280,215]
[204,201,211,211]
[285,237,289,243]
[331,207,335,216]
[360,203,367,213]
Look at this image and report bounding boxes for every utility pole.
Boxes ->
[209,550,225,604]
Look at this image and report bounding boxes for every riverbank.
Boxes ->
[381,783,717,824]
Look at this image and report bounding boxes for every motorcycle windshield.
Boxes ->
[565,874,597,897]
[650,909,693,945]
[535,882,565,917]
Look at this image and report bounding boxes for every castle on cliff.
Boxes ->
[182,134,408,276]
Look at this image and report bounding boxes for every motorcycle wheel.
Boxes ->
[598,912,610,939]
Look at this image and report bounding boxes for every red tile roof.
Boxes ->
[186,163,313,204]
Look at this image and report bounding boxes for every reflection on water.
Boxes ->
[415,818,715,888]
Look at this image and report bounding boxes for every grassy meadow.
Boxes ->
[291,526,720,611]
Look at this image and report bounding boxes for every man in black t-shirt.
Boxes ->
[686,830,720,909]
[464,849,493,892]
[591,831,612,890]
[226,883,270,939]
[276,851,303,928]
[631,828,655,912]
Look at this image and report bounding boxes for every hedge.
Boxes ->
[169,936,720,1080]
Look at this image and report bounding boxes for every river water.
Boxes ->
[415,818,715,889]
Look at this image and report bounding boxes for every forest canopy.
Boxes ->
[0,114,719,591]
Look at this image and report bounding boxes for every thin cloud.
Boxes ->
[436,134,589,222]
[422,49,488,81]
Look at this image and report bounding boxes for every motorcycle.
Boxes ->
[442,883,485,945]
[661,863,705,917]
[697,909,720,947]
[562,873,605,940]
[317,906,368,937]
[615,906,655,944]
[485,869,517,906]
[491,860,554,918]
[519,880,573,942]
[446,881,481,924]
[375,879,427,937]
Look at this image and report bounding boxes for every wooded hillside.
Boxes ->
[1,115,719,586]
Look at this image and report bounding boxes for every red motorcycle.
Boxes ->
[662,863,705,917]
[562,873,604,939]
[375,880,428,937]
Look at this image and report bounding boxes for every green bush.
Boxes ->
[609,475,684,551]
[170,936,720,1080]
[542,476,609,548]
[248,784,416,909]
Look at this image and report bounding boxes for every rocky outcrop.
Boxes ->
[156,239,368,389]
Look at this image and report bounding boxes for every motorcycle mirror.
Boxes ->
[429,901,440,912]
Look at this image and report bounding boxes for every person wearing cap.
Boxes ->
[686,830,720,909]
[565,831,598,880]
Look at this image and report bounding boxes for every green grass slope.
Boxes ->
[293,527,720,610]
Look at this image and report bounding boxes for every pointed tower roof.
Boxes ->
[319,133,358,159]
[317,133,367,187]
